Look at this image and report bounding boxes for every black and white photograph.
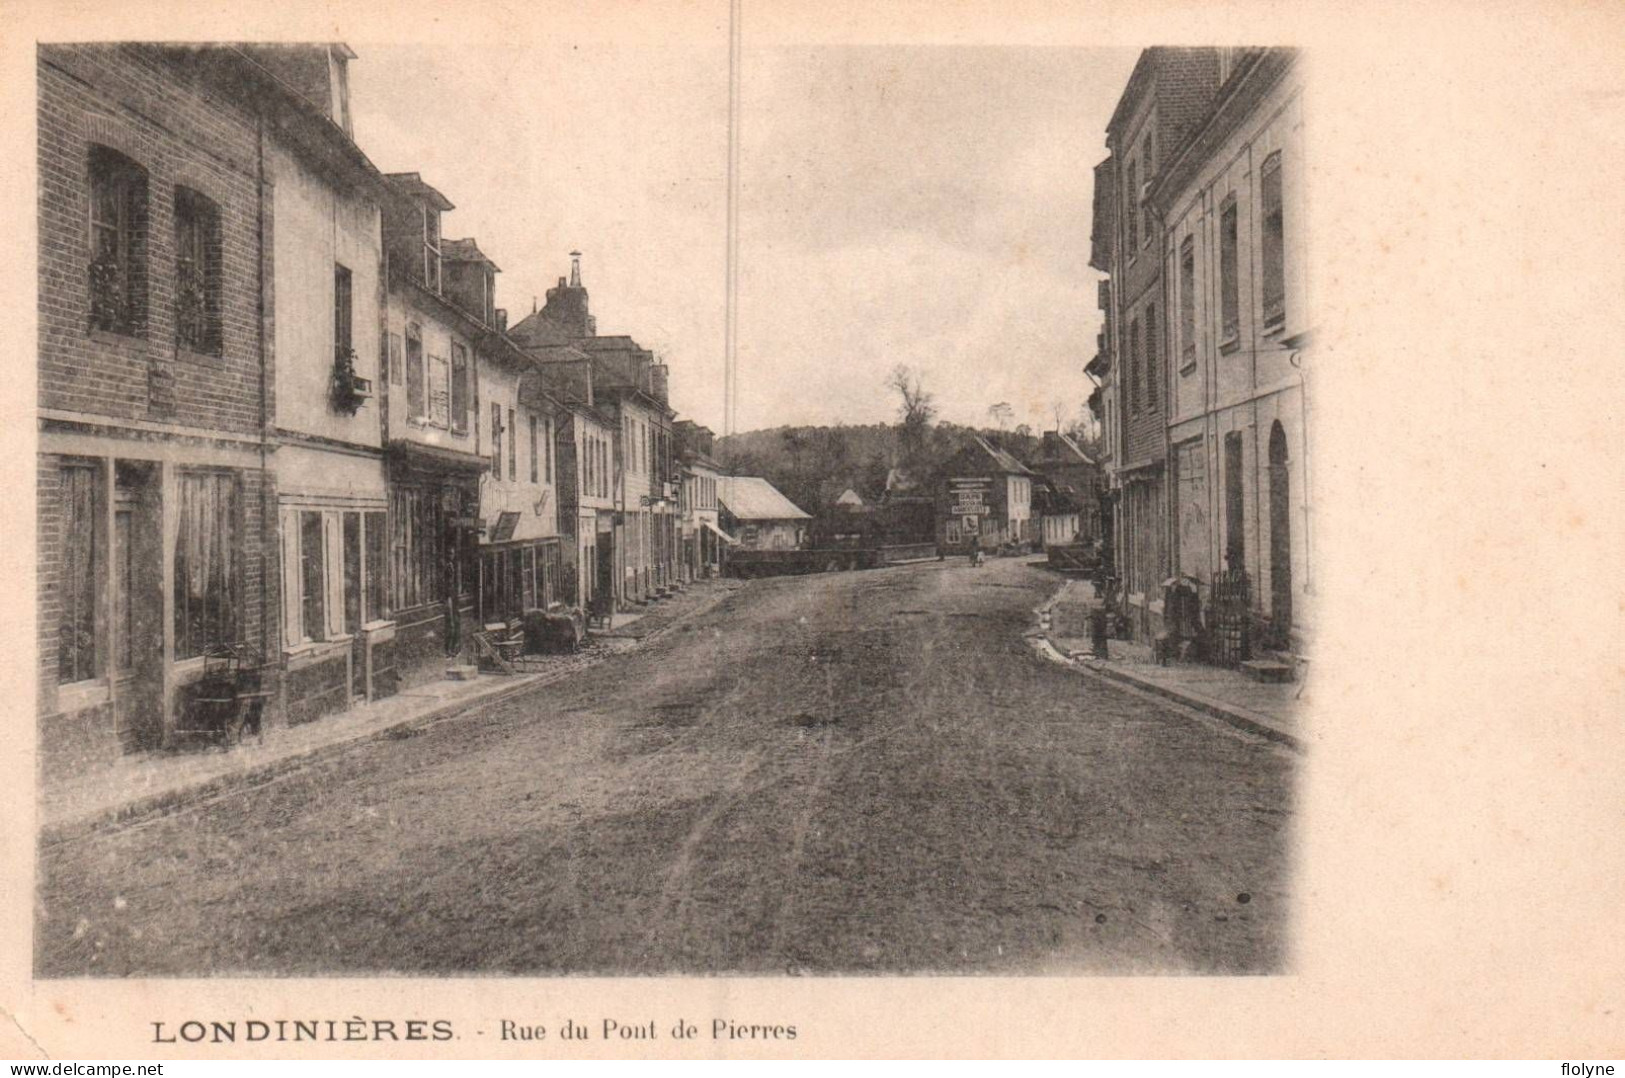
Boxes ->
[7,0,1624,1063]
[32,35,1306,979]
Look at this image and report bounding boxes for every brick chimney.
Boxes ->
[539,251,593,338]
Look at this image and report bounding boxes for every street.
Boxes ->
[37,557,1294,976]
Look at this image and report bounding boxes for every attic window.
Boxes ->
[423,207,441,293]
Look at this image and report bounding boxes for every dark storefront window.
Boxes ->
[174,471,240,660]
[299,510,325,644]
[364,510,388,622]
[58,463,101,683]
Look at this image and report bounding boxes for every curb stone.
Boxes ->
[1029,576,1302,752]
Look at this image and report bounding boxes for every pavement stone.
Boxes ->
[1039,578,1304,750]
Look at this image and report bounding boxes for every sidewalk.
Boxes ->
[40,578,743,842]
[1037,578,1304,750]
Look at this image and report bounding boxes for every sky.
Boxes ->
[350,41,1138,435]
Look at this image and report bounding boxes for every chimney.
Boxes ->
[496,309,507,333]
[570,250,582,287]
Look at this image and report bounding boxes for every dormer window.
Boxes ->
[423,206,441,293]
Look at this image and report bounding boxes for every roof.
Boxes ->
[969,435,1034,476]
[384,172,454,211]
[719,477,811,521]
[506,309,572,350]
[442,237,500,271]
[1034,430,1096,467]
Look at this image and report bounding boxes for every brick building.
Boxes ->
[1092,48,1221,639]
[36,44,385,773]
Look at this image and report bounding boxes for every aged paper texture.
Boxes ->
[1,0,1622,1060]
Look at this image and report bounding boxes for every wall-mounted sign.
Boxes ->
[489,511,521,543]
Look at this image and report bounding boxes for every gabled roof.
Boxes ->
[384,171,454,211]
[506,309,572,350]
[720,477,811,521]
[1034,430,1096,467]
[442,237,499,271]
[967,435,1034,476]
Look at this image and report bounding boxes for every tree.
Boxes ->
[986,401,1013,431]
[887,364,936,431]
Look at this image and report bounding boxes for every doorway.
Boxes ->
[1268,421,1292,647]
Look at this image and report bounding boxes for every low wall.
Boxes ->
[877,543,940,564]
[725,548,880,578]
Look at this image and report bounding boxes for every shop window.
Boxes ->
[364,511,388,622]
[174,471,240,660]
[88,146,149,337]
[390,486,444,612]
[299,510,325,644]
[342,512,362,635]
[57,462,102,683]
[174,187,222,355]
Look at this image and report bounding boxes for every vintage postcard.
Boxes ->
[1,0,1621,1061]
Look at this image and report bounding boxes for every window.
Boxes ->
[364,511,388,623]
[1124,160,1138,254]
[405,324,425,419]
[334,264,353,359]
[1261,151,1285,327]
[508,408,517,480]
[1127,317,1141,413]
[529,414,539,483]
[427,354,450,427]
[390,486,445,611]
[544,418,553,485]
[342,512,362,635]
[58,463,101,683]
[1139,133,1154,245]
[174,471,240,660]
[299,511,325,644]
[88,146,148,336]
[1179,236,1197,371]
[1220,196,1240,346]
[1145,302,1159,410]
[451,343,469,433]
[388,333,403,386]
[423,207,441,293]
[491,403,503,478]
[1225,431,1245,570]
[174,187,221,355]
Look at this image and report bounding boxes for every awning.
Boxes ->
[702,520,738,545]
[386,440,490,475]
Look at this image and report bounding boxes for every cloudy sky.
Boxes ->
[350,40,1137,435]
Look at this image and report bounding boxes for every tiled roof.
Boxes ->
[383,171,454,211]
[441,237,499,270]
[720,477,811,521]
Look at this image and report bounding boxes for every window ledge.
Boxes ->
[55,679,111,713]
[1179,361,1198,376]
[284,638,351,670]
[1262,317,1287,337]
[87,328,148,354]
[176,344,224,364]
[1218,336,1241,355]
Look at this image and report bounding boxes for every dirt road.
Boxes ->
[37,556,1294,975]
